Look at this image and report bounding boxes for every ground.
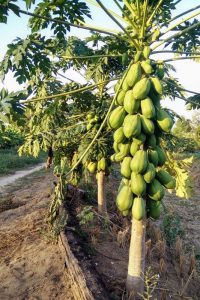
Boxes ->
[0,160,200,300]
[0,170,74,300]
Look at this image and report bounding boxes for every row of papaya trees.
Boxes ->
[0,0,200,297]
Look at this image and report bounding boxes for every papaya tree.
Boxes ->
[1,0,200,298]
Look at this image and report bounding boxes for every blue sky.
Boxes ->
[0,0,199,118]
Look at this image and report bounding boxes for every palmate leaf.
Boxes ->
[28,0,91,40]
[186,94,200,110]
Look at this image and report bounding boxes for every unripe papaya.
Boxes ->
[146,134,157,148]
[148,179,165,201]
[113,141,119,153]
[151,28,161,42]
[150,76,163,95]
[121,156,132,179]
[156,146,166,166]
[156,62,164,79]
[130,150,148,174]
[132,78,151,100]
[122,79,129,92]
[133,133,146,145]
[115,142,131,162]
[87,162,97,174]
[156,109,173,132]
[143,46,151,59]
[141,97,155,119]
[116,185,133,212]
[86,123,93,131]
[130,140,140,156]
[110,154,115,162]
[148,88,161,108]
[124,90,140,114]
[141,60,153,75]
[134,51,142,63]
[147,199,161,219]
[143,163,156,183]
[116,89,126,105]
[122,209,131,217]
[97,157,106,171]
[141,115,155,135]
[123,114,141,138]
[148,149,159,166]
[109,106,126,129]
[114,80,120,93]
[131,172,146,196]
[114,127,126,143]
[156,170,176,189]
[126,62,142,88]
[118,178,130,193]
[132,197,145,220]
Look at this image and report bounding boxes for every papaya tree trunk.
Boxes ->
[126,217,146,298]
[97,171,107,215]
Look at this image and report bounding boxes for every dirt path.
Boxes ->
[0,163,45,191]
[0,170,74,300]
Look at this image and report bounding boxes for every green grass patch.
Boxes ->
[0,148,46,175]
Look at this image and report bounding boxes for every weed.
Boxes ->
[77,205,94,226]
[161,213,184,245]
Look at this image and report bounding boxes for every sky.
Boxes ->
[0,0,199,119]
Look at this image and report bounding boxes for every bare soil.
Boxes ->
[0,170,74,300]
[66,162,200,300]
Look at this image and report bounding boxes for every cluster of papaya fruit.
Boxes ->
[109,46,175,220]
[83,156,111,177]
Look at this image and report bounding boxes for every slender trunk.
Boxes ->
[126,218,146,298]
[97,171,107,215]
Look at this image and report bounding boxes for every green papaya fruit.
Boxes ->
[132,197,145,220]
[150,76,163,95]
[130,150,148,174]
[130,140,140,156]
[110,154,115,162]
[126,62,142,88]
[116,185,133,212]
[156,109,173,133]
[123,114,141,138]
[131,172,146,196]
[148,149,159,166]
[134,50,142,62]
[116,89,126,105]
[109,106,126,129]
[114,80,120,93]
[132,78,151,100]
[86,123,93,131]
[147,199,161,219]
[124,90,140,114]
[122,78,130,92]
[118,178,130,193]
[156,146,166,166]
[143,163,156,183]
[143,46,151,58]
[151,28,161,42]
[148,179,165,201]
[97,157,106,171]
[122,209,131,217]
[141,97,155,119]
[121,156,132,179]
[115,142,131,162]
[113,141,119,153]
[141,60,153,75]
[133,133,146,145]
[148,88,161,108]
[156,170,176,189]
[156,61,164,79]
[87,162,97,174]
[146,134,157,148]
[86,113,94,120]
[141,115,155,135]
[114,127,126,143]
